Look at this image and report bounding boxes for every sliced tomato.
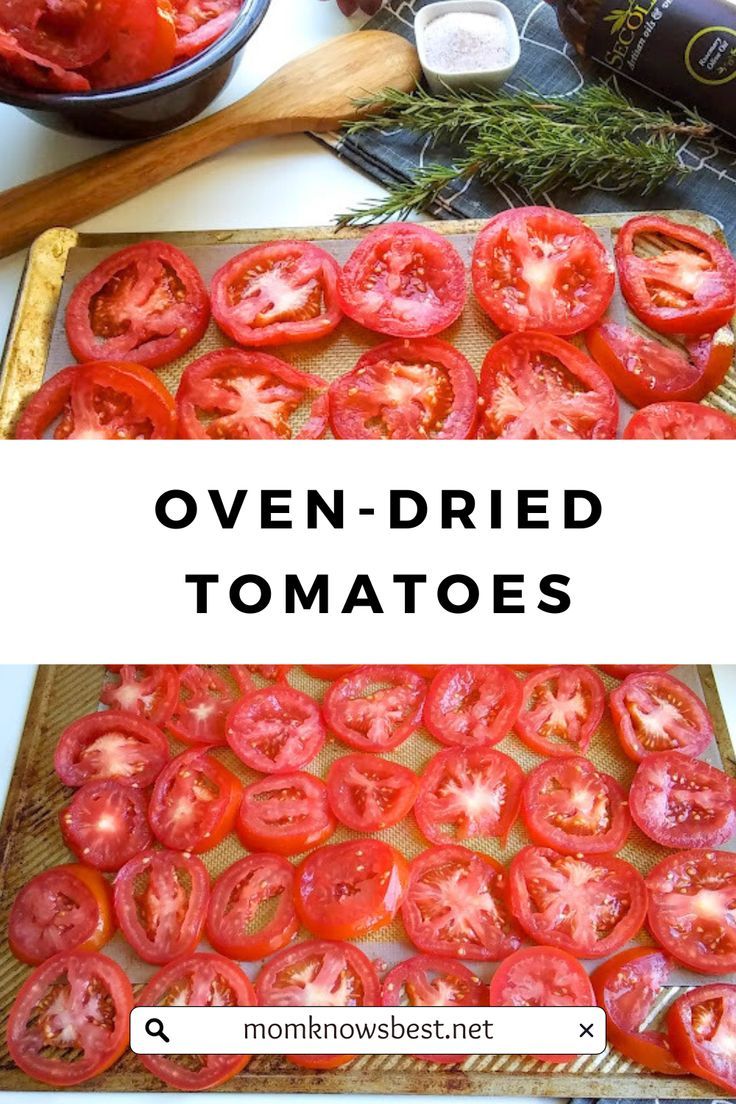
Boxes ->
[60,780,151,872]
[0,28,90,89]
[229,664,292,690]
[478,332,618,439]
[54,709,169,788]
[113,848,209,965]
[7,951,132,1086]
[167,665,235,747]
[423,664,522,749]
[414,746,523,847]
[646,849,736,974]
[323,665,426,752]
[100,664,179,725]
[206,853,298,961]
[0,0,109,68]
[515,666,605,757]
[15,362,177,439]
[295,839,407,940]
[171,0,239,58]
[598,664,675,679]
[472,207,615,335]
[303,664,358,680]
[237,771,335,856]
[338,223,466,338]
[668,983,736,1094]
[521,756,631,855]
[87,0,177,88]
[136,953,255,1090]
[9,865,114,966]
[488,945,595,1064]
[509,845,647,957]
[623,401,736,439]
[381,954,485,1064]
[256,940,380,1069]
[328,339,478,439]
[326,753,419,832]
[226,684,325,773]
[211,240,342,346]
[402,845,522,961]
[630,751,736,849]
[615,215,736,336]
[148,748,241,853]
[591,948,683,1075]
[610,671,714,761]
[175,347,328,439]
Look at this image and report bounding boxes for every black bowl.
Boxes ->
[0,0,271,139]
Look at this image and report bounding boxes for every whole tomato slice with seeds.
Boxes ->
[521,756,631,855]
[668,983,736,1094]
[624,401,736,439]
[54,709,169,788]
[0,0,110,69]
[100,664,179,725]
[66,243,207,367]
[615,214,736,336]
[9,865,114,965]
[206,853,298,961]
[414,746,523,847]
[610,671,714,761]
[171,0,240,58]
[60,780,152,872]
[7,950,132,1086]
[326,753,419,833]
[472,207,615,335]
[148,748,241,853]
[630,751,736,849]
[0,28,91,89]
[167,664,235,747]
[136,953,255,1090]
[211,240,342,346]
[338,223,467,338]
[226,684,325,773]
[323,665,427,752]
[423,664,522,748]
[113,848,209,965]
[509,845,647,958]
[237,771,335,855]
[514,665,605,757]
[328,339,478,440]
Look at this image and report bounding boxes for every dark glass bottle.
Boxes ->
[546,0,736,134]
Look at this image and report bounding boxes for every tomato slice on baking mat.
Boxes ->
[623,401,736,439]
[167,664,236,747]
[100,664,179,725]
[226,684,325,772]
[423,664,522,748]
[610,670,714,761]
[520,756,631,855]
[237,770,335,856]
[515,665,605,757]
[60,780,152,872]
[54,708,169,788]
[323,665,427,752]
[414,746,523,846]
[114,848,209,965]
[9,865,114,965]
[630,751,736,849]
[668,983,736,1094]
[326,753,419,833]
[148,748,241,852]
[206,852,298,961]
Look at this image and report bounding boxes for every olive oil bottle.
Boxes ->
[546,0,736,133]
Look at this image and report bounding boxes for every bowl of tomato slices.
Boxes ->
[0,0,270,138]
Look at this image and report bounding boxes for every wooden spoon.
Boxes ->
[0,30,420,259]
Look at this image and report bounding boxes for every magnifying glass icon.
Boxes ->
[145,1017,170,1045]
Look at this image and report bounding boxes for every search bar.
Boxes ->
[131,1006,606,1056]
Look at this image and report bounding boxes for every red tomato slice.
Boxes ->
[0,0,109,68]
[381,954,485,1064]
[646,849,736,974]
[323,665,427,752]
[328,339,478,439]
[423,664,522,748]
[668,983,736,1094]
[237,771,335,855]
[509,845,647,957]
[402,845,522,961]
[591,948,683,1075]
[206,853,298,960]
[515,666,605,757]
[175,348,328,439]
[256,940,380,1069]
[0,28,91,89]
[488,945,595,1064]
[229,664,292,690]
[171,0,239,58]
[598,665,675,679]
[295,839,408,940]
[15,361,177,439]
[87,0,177,88]
[136,953,255,1090]
[615,215,736,336]
[66,243,208,367]
[630,751,736,849]
[226,684,325,773]
[9,865,114,965]
[414,746,523,846]
[610,671,714,761]
[167,665,236,747]
[303,664,358,680]
[211,241,342,346]
[478,332,618,439]
[7,951,132,1086]
[113,848,209,965]
[521,756,631,855]
[338,223,467,338]
[326,753,419,832]
[54,709,169,788]
[60,780,151,872]
[623,400,736,439]
[148,748,241,853]
[472,207,615,335]
[100,664,179,725]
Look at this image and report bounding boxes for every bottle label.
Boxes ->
[588,0,736,130]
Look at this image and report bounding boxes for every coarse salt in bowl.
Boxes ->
[415,0,521,93]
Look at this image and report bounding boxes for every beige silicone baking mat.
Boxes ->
[1,214,735,438]
[0,663,734,1095]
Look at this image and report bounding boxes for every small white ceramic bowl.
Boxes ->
[415,0,521,93]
